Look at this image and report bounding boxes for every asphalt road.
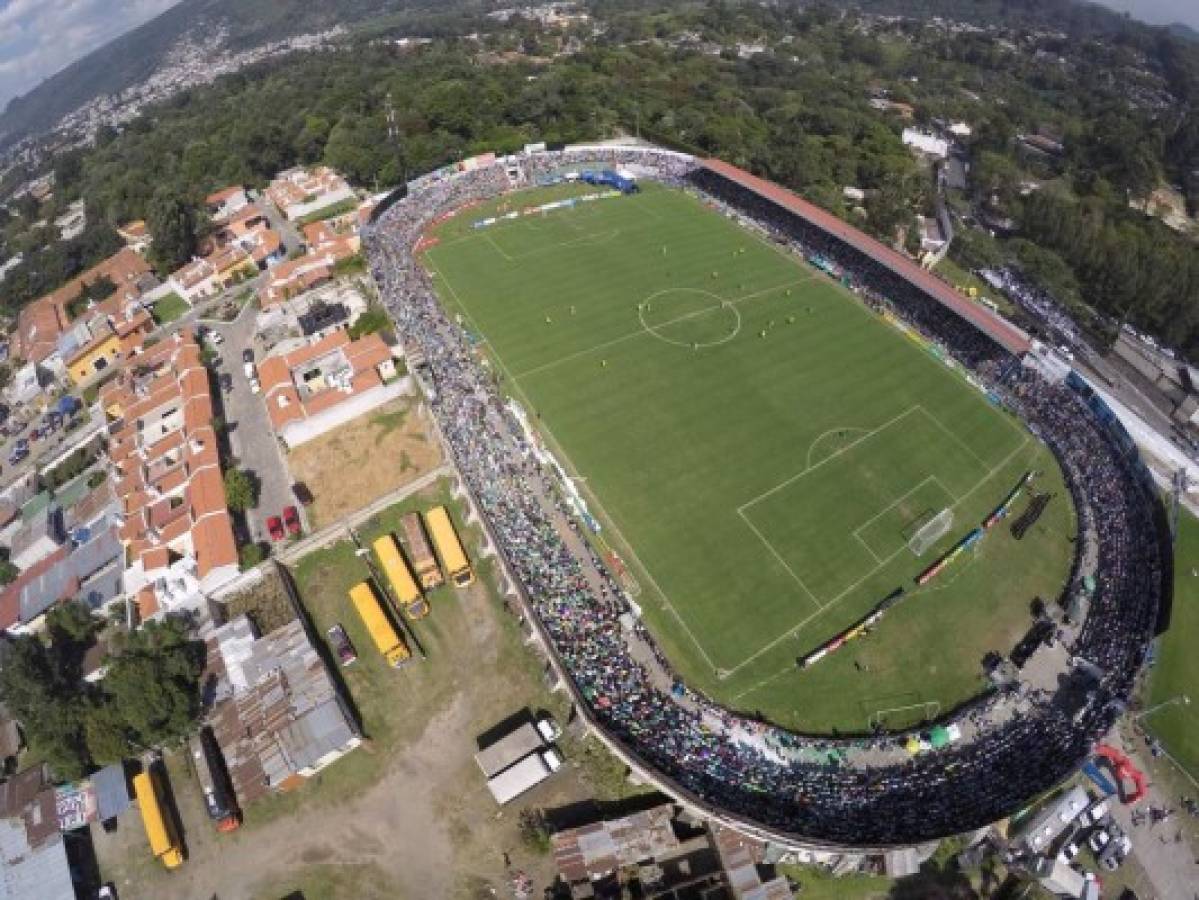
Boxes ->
[204,303,297,546]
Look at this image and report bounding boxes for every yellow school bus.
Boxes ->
[402,511,444,590]
[372,533,429,619]
[348,581,411,667]
[425,506,474,587]
[133,769,184,869]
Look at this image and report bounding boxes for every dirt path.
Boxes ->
[96,519,633,900]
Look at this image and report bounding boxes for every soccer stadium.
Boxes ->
[366,146,1169,848]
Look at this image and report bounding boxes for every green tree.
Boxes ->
[0,635,91,778]
[146,188,197,273]
[0,559,17,587]
[104,619,204,750]
[239,542,266,570]
[83,702,130,765]
[46,600,98,646]
[223,467,259,512]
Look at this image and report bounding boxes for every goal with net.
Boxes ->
[908,508,954,556]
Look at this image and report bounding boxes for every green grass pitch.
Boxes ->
[1143,509,1199,782]
[425,181,1077,732]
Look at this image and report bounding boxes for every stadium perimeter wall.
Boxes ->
[395,151,983,852]
[375,145,1161,853]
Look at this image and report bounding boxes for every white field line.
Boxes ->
[428,244,727,671]
[852,475,950,540]
[738,511,825,612]
[919,404,991,471]
[804,426,871,470]
[512,279,810,381]
[855,533,885,565]
[738,406,922,514]
[483,231,514,262]
[724,433,1033,689]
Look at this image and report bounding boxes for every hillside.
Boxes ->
[0,0,419,149]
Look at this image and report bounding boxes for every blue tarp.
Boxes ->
[1082,760,1117,797]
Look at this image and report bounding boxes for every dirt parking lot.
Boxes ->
[93,480,653,900]
[285,398,443,529]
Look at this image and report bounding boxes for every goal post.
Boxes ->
[908,508,954,557]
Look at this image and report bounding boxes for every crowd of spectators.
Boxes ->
[364,148,1166,847]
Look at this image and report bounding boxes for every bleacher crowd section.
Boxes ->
[365,146,1167,847]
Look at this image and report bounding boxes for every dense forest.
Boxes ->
[2,0,1199,353]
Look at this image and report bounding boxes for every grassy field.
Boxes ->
[426,182,1076,732]
[95,480,652,899]
[150,291,189,325]
[1143,508,1199,782]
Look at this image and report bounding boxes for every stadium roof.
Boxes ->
[701,159,1032,355]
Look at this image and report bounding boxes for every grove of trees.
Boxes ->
[0,606,204,779]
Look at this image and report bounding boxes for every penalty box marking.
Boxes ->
[851,474,958,562]
[723,432,1033,687]
[732,405,985,649]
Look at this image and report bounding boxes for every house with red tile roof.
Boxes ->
[266,167,354,222]
[99,330,240,621]
[256,330,405,448]
[13,247,154,365]
[205,185,250,224]
[258,236,359,308]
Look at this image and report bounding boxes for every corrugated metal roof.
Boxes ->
[0,821,75,900]
[208,617,358,803]
[551,804,680,882]
[91,764,130,822]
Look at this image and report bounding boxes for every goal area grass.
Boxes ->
[425,181,1077,732]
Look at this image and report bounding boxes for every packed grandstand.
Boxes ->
[364,145,1168,848]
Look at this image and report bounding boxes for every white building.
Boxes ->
[902,128,949,159]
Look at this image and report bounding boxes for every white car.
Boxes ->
[1079,799,1109,827]
[1058,840,1080,863]
[1088,828,1110,854]
[243,361,255,379]
[207,331,224,346]
[536,715,562,743]
[249,377,261,395]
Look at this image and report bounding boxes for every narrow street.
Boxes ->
[205,302,297,545]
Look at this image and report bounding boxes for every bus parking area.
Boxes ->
[93,478,652,900]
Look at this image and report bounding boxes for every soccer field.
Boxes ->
[426,182,1076,731]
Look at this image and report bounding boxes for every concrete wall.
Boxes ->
[278,377,414,449]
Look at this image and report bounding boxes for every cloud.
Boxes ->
[0,0,179,109]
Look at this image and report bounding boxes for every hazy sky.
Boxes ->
[0,0,177,110]
[1093,0,1199,29]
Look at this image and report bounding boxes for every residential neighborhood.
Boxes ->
[0,1,1198,899]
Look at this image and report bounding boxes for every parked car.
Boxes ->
[283,505,301,537]
[241,348,254,364]
[1088,828,1111,855]
[1079,799,1109,828]
[97,884,118,900]
[243,361,255,379]
[266,516,285,542]
[1059,840,1081,863]
[249,377,261,395]
[219,373,233,394]
[207,331,224,346]
[326,624,357,667]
